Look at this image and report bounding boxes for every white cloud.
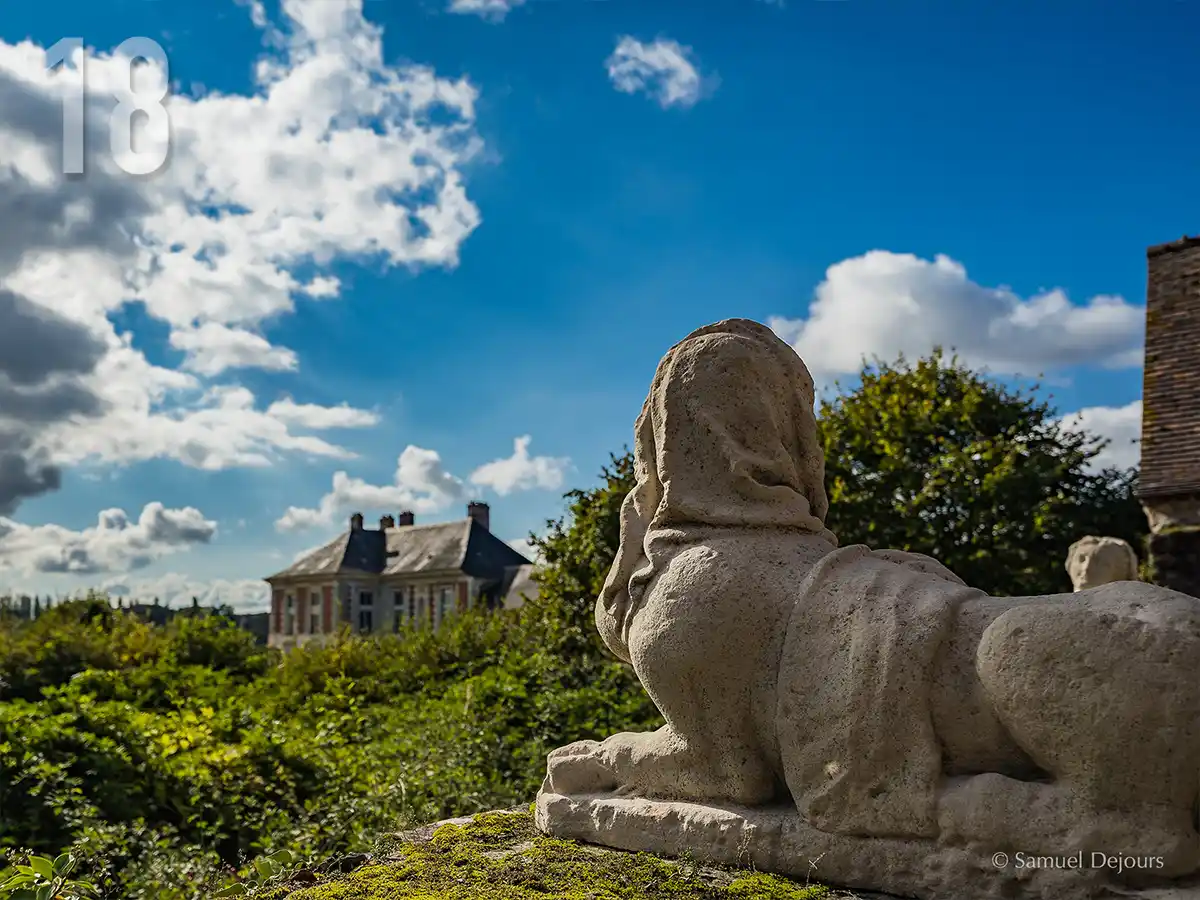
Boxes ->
[0,0,483,512]
[236,0,269,28]
[1059,399,1142,471]
[447,0,526,21]
[606,36,714,109]
[469,435,570,495]
[277,437,572,531]
[170,323,298,377]
[101,572,270,612]
[769,251,1144,387]
[0,502,216,576]
[47,383,371,471]
[276,444,466,531]
[265,398,380,429]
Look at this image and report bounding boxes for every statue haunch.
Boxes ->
[534,319,1200,900]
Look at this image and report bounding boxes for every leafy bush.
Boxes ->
[0,583,659,898]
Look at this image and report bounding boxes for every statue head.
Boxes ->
[1065,535,1138,592]
[597,319,836,656]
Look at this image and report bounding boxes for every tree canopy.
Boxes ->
[818,349,1145,596]
[531,351,1146,612]
[530,452,636,658]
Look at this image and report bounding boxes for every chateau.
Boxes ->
[264,502,535,650]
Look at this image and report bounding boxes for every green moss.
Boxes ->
[257,810,829,900]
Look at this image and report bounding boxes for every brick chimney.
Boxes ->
[379,514,395,530]
[349,512,364,531]
[397,511,415,527]
[1140,236,1200,596]
[466,501,490,531]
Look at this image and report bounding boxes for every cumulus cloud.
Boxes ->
[48,384,370,471]
[276,445,466,531]
[1059,399,1142,471]
[100,572,270,612]
[0,287,108,511]
[276,437,571,531]
[606,37,715,110]
[447,0,526,21]
[0,502,216,576]
[169,323,298,377]
[768,251,1144,387]
[0,0,481,512]
[265,398,380,429]
[0,56,139,514]
[469,435,569,495]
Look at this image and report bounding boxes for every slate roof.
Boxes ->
[499,563,539,609]
[266,519,531,582]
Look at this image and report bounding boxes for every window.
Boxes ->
[438,586,452,623]
[392,590,403,632]
[310,600,321,634]
[285,595,295,634]
[407,587,417,622]
[359,608,373,632]
[359,591,373,607]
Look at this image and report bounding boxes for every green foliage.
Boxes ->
[529,451,635,657]
[0,851,98,899]
[213,849,300,897]
[817,349,1147,595]
[0,462,660,900]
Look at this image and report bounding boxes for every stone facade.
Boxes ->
[1140,237,1200,597]
[269,575,480,651]
[264,504,533,650]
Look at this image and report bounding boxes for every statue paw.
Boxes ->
[547,739,620,795]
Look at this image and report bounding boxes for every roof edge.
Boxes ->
[1147,235,1200,258]
[1137,484,1200,500]
[457,517,480,569]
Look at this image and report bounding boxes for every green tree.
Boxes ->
[530,451,636,658]
[817,349,1146,596]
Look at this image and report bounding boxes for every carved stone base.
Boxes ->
[535,790,1200,900]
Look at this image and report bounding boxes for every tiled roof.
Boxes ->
[382,520,472,575]
[265,531,360,580]
[500,563,539,609]
[266,518,532,581]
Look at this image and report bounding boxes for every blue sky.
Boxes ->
[0,0,1194,609]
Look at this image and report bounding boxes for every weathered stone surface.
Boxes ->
[536,318,1200,900]
[537,792,1200,900]
[1065,535,1139,591]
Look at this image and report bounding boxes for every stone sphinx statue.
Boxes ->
[535,319,1200,900]
[1067,535,1139,592]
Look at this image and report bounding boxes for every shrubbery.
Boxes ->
[0,589,660,898]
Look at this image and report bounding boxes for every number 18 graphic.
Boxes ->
[45,37,172,176]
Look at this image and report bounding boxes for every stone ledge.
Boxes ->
[535,791,1200,900]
